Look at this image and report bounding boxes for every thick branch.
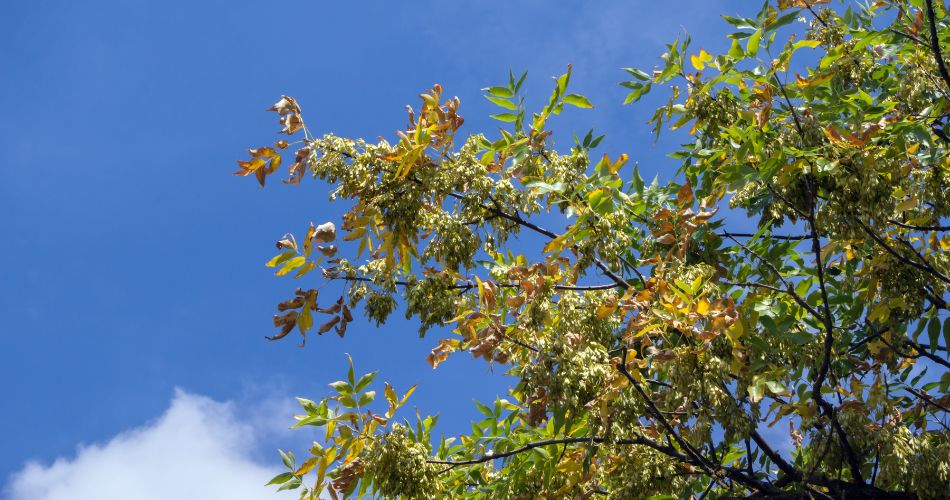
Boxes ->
[427,436,664,467]
[335,275,619,292]
[717,232,809,241]
[925,0,950,92]
[806,194,865,484]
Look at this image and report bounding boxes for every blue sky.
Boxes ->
[0,1,751,497]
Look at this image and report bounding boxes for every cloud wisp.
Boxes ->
[4,389,294,500]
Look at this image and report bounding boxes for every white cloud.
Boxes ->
[3,389,296,500]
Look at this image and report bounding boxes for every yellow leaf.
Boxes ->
[796,72,833,87]
[276,256,306,276]
[294,261,316,278]
[690,49,712,70]
[632,323,660,338]
[595,300,618,319]
[266,251,296,268]
[696,298,710,315]
[295,457,319,476]
[543,233,570,253]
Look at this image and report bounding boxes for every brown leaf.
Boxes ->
[248,147,276,158]
[335,320,347,338]
[676,183,694,207]
[279,113,303,135]
[314,222,336,243]
[506,295,526,308]
[317,316,341,334]
[655,233,676,245]
[756,104,772,130]
[277,297,305,311]
[267,95,300,116]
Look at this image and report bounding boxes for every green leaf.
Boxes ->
[490,113,518,122]
[622,67,650,81]
[746,29,761,57]
[563,94,594,109]
[358,391,376,406]
[276,477,302,492]
[329,380,352,394]
[484,86,513,98]
[764,380,789,396]
[354,371,378,392]
[267,472,295,486]
[621,82,651,104]
[514,71,528,92]
[484,95,517,110]
[279,449,294,469]
[749,381,764,403]
[587,188,614,216]
[722,15,758,30]
[765,10,799,33]
[928,316,941,353]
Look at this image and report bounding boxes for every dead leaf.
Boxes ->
[267,95,301,116]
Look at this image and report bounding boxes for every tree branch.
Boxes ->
[889,219,950,232]
[854,218,950,284]
[717,232,809,241]
[721,234,828,325]
[925,0,950,92]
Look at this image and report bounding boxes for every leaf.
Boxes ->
[329,380,352,395]
[895,197,919,213]
[543,232,571,254]
[655,233,676,245]
[484,95,517,110]
[358,391,376,406]
[276,256,307,276]
[595,300,618,319]
[746,29,762,57]
[294,457,319,477]
[690,50,712,70]
[267,472,295,486]
[313,222,336,243]
[354,371,378,392]
[587,188,614,215]
[484,86,514,98]
[279,449,294,469]
[621,82,651,104]
[676,183,694,207]
[266,251,297,268]
[749,381,765,403]
[490,113,518,122]
[928,316,941,353]
[563,94,594,108]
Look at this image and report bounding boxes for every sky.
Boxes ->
[0,1,753,498]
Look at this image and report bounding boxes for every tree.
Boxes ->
[236,1,950,498]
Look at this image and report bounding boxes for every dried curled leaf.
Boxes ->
[267,95,301,116]
[314,222,336,243]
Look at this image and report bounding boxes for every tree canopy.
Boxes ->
[236,1,950,498]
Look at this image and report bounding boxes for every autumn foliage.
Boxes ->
[238,1,950,498]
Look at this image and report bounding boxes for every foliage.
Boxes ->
[239,1,950,497]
